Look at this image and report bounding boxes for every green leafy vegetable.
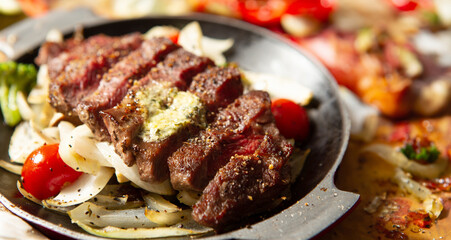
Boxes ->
[0,61,36,126]
[400,143,440,163]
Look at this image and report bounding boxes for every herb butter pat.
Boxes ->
[137,86,206,142]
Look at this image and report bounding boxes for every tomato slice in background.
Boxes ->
[271,98,310,142]
[21,144,82,200]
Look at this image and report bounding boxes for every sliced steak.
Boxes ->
[102,78,207,183]
[134,121,203,183]
[77,37,178,141]
[168,90,274,192]
[192,133,292,229]
[48,33,143,115]
[149,48,214,90]
[35,38,82,66]
[188,66,243,116]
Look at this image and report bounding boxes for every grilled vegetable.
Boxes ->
[0,61,36,126]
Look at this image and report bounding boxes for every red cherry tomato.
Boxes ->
[21,144,82,200]
[271,98,310,142]
[286,0,335,21]
[389,0,418,11]
[237,0,289,26]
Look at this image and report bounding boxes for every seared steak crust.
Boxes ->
[149,48,214,90]
[35,38,82,66]
[48,33,143,115]
[77,37,178,141]
[168,91,275,192]
[192,134,292,229]
[188,66,243,116]
[101,49,217,183]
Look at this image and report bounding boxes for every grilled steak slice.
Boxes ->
[35,38,82,66]
[188,66,243,116]
[77,37,178,141]
[192,133,292,229]
[168,91,274,192]
[149,48,214,90]
[102,78,208,183]
[100,106,144,166]
[48,33,143,115]
[134,121,203,183]
[100,49,215,182]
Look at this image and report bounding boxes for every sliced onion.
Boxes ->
[281,14,320,37]
[393,168,432,201]
[87,194,143,210]
[393,168,443,218]
[115,171,130,183]
[34,101,57,128]
[16,91,35,121]
[424,196,443,219]
[28,65,50,105]
[74,221,210,239]
[242,70,313,106]
[69,202,158,228]
[72,125,112,168]
[9,121,54,163]
[361,143,448,179]
[144,208,192,226]
[96,142,174,195]
[45,29,63,43]
[17,181,41,205]
[41,201,75,214]
[178,21,203,56]
[44,167,114,207]
[59,122,107,174]
[0,160,22,175]
[143,193,180,213]
[176,190,200,207]
[201,36,234,65]
[144,26,179,40]
[178,21,233,66]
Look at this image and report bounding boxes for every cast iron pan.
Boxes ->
[0,8,359,240]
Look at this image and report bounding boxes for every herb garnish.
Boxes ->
[400,143,440,163]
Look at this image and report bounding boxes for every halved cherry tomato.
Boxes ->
[21,144,82,200]
[271,98,309,142]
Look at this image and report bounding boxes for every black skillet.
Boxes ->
[0,8,359,240]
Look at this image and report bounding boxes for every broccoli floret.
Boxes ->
[0,61,36,126]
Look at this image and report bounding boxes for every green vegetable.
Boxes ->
[400,144,440,163]
[0,61,36,126]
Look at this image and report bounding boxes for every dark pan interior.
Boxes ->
[0,13,355,240]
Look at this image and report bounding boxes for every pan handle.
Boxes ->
[0,7,106,60]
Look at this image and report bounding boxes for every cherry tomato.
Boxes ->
[237,0,289,26]
[168,33,179,44]
[21,144,82,200]
[389,0,418,11]
[271,98,309,142]
[286,0,335,21]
